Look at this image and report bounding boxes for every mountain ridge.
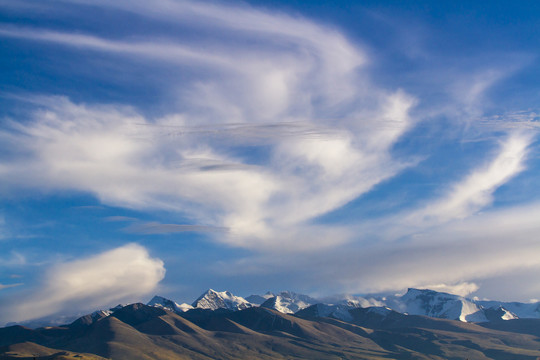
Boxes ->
[7,287,540,330]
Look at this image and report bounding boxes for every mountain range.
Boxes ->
[148,287,540,323]
[2,287,540,359]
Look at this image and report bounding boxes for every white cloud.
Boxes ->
[6,244,165,323]
[408,131,533,225]
[417,282,480,297]
[224,201,540,299]
[0,93,413,249]
[0,0,417,251]
[0,283,23,291]
[354,201,540,296]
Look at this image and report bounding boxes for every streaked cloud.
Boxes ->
[104,216,139,222]
[0,26,232,68]
[407,131,533,225]
[0,283,23,291]
[123,221,227,235]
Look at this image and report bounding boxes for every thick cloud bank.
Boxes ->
[4,244,165,323]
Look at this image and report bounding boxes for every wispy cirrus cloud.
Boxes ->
[0,26,232,68]
[0,251,26,266]
[0,282,23,291]
[407,131,533,225]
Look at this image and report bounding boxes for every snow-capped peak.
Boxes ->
[260,291,317,314]
[147,295,193,312]
[477,300,540,320]
[192,289,253,311]
[499,307,519,320]
[90,309,112,319]
[383,288,487,322]
[261,295,295,314]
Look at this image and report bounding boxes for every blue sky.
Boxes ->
[1,0,540,324]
